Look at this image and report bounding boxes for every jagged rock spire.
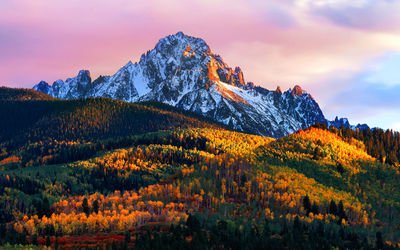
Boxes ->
[292,85,304,96]
[276,86,283,95]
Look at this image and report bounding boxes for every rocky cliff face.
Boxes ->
[34,32,328,137]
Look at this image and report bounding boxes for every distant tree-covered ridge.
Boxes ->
[312,123,400,167]
[0,87,54,101]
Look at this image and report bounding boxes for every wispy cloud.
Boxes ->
[318,53,400,129]
[298,0,400,31]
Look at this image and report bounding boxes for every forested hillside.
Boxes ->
[0,88,399,249]
[313,123,400,167]
[0,87,55,101]
[0,87,227,168]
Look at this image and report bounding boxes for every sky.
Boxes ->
[1,0,400,131]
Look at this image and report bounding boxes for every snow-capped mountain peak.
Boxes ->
[33,32,328,137]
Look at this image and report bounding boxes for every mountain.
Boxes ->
[33,32,327,138]
[328,116,370,130]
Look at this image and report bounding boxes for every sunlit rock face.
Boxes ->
[33,32,327,137]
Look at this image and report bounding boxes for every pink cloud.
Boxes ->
[294,0,400,31]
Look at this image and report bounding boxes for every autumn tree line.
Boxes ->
[313,123,400,166]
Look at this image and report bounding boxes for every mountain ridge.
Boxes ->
[34,31,335,137]
[328,116,370,130]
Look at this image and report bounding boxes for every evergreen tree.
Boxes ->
[303,195,311,215]
[45,235,51,247]
[376,232,384,249]
[38,197,51,218]
[186,214,201,232]
[336,163,345,174]
[329,200,338,215]
[55,236,59,250]
[93,199,99,214]
[313,147,322,160]
[125,231,131,244]
[293,216,301,231]
[311,202,319,215]
[82,197,90,216]
[338,200,347,221]
[32,234,38,245]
